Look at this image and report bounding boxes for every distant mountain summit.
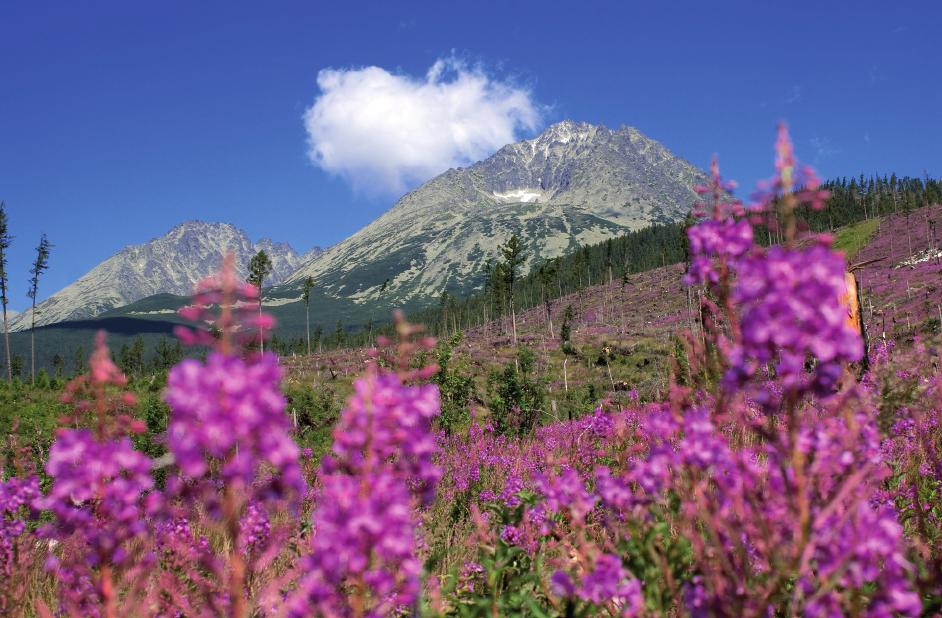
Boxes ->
[285,120,707,304]
[11,221,320,331]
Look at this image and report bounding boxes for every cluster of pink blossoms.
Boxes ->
[167,255,304,511]
[551,554,644,615]
[0,475,39,576]
[165,350,305,508]
[285,362,442,617]
[685,128,863,404]
[161,254,306,616]
[33,332,155,618]
[728,241,863,396]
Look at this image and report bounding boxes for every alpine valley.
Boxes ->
[10,120,708,365]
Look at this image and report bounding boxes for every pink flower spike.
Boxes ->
[174,326,198,346]
[89,331,126,386]
[774,122,795,192]
[241,283,259,299]
[254,313,276,330]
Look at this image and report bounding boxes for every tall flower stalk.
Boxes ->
[284,313,441,617]
[668,125,918,614]
[167,253,304,618]
[34,331,153,618]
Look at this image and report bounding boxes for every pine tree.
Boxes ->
[27,233,51,384]
[537,260,557,337]
[0,202,12,382]
[301,276,315,355]
[499,235,524,345]
[313,324,323,353]
[51,353,64,378]
[247,250,273,353]
[73,344,86,376]
[153,336,182,372]
[560,304,575,354]
[119,343,132,374]
[129,335,145,376]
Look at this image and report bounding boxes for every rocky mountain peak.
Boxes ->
[11,222,319,331]
[284,120,708,307]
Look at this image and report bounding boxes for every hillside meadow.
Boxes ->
[0,130,941,617]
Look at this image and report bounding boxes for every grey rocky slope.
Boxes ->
[11,221,320,331]
[284,120,707,305]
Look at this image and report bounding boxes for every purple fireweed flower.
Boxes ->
[804,502,921,616]
[684,156,752,286]
[36,430,153,560]
[478,489,497,502]
[149,516,227,616]
[660,128,919,612]
[0,475,39,575]
[685,218,753,285]
[287,470,421,617]
[238,501,270,555]
[552,554,643,616]
[594,465,634,511]
[35,430,154,617]
[727,241,863,396]
[165,351,305,506]
[284,364,442,616]
[320,369,441,505]
[457,561,485,594]
[32,333,155,617]
[685,127,859,404]
[500,524,525,546]
[550,570,576,597]
[163,256,303,618]
[533,466,597,523]
[683,576,708,618]
[498,474,524,508]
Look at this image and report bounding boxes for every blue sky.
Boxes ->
[1,0,940,310]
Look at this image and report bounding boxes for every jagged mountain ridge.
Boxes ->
[11,221,321,331]
[283,120,707,304]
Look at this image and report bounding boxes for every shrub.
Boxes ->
[487,346,546,436]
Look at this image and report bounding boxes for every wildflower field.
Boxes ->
[2,128,941,617]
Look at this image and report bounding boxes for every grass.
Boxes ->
[833,218,880,261]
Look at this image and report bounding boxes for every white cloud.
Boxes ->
[303,57,543,194]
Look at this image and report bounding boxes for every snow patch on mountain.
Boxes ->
[492,189,545,203]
